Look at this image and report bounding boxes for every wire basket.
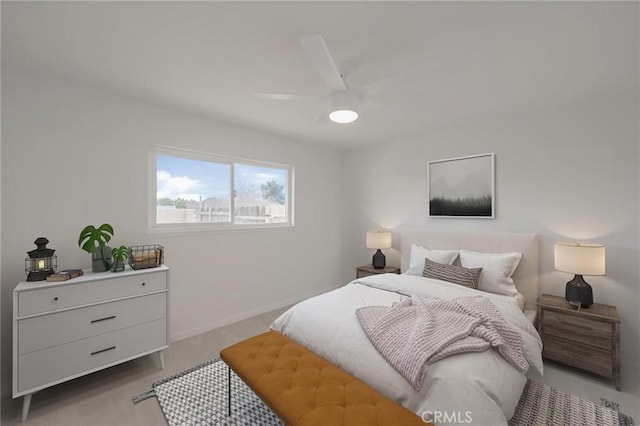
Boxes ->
[128,245,164,270]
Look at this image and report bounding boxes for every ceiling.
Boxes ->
[2,2,638,149]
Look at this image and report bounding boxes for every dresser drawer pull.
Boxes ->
[141,282,146,286]
[90,315,116,324]
[54,297,59,302]
[90,346,116,356]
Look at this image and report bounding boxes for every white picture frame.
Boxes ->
[428,153,495,218]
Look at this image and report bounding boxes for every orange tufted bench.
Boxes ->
[220,330,429,426]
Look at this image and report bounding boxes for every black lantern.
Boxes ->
[25,237,57,281]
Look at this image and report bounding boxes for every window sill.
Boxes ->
[147,222,294,238]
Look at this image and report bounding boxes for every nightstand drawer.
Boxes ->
[18,292,167,354]
[18,272,167,316]
[543,335,612,378]
[542,310,613,350]
[17,319,166,393]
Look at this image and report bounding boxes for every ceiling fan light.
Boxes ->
[329,90,359,124]
[329,109,358,124]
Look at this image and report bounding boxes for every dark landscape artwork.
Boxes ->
[428,153,494,218]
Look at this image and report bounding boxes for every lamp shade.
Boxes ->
[366,230,392,249]
[554,242,605,276]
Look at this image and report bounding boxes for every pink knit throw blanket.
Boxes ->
[356,295,529,390]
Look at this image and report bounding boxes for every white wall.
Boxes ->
[342,95,640,390]
[0,68,344,404]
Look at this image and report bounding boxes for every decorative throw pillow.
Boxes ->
[422,258,483,289]
[459,249,522,296]
[406,244,459,276]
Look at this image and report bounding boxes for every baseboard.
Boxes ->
[169,285,338,343]
[619,360,640,395]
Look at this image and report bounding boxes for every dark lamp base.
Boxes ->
[372,249,386,269]
[27,269,54,282]
[565,274,593,308]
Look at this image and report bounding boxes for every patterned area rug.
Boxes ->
[133,359,282,426]
[509,380,635,426]
[133,359,635,426]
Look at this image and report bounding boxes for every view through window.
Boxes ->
[152,149,292,229]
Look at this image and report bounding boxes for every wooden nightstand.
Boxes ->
[537,294,620,390]
[356,264,400,278]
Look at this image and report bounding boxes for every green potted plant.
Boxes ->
[78,223,114,272]
[111,245,128,272]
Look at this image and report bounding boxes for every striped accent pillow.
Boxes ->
[422,258,483,289]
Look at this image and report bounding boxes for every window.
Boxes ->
[150,147,293,232]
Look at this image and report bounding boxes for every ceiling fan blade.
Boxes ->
[253,92,322,101]
[299,34,347,93]
[359,59,441,96]
[359,97,382,110]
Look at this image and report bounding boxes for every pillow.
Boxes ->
[422,258,482,289]
[406,244,459,275]
[459,249,522,296]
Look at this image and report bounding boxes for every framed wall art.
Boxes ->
[428,153,495,218]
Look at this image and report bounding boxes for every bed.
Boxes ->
[270,229,543,426]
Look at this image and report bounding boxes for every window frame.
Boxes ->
[148,146,294,235]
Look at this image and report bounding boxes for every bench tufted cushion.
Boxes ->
[220,330,428,426]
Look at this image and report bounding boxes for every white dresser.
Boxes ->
[13,265,169,421]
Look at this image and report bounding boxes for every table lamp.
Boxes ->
[554,241,605,308]
[366,230,392,269]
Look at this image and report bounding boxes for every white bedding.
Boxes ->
[270,273,543,426]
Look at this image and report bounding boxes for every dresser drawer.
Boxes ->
[542,310,613,350]
[17,319,166,393]
[18,271,167,316]
[542,335,612,378]
[18,292,167,355]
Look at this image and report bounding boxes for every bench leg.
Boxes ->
[227,364,231,417]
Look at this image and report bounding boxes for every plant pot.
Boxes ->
[111,260,125,272]
[92,245,112,272]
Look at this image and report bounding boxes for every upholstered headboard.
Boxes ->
[399,228,539,310]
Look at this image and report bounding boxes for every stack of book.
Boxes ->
[46,269,84,282]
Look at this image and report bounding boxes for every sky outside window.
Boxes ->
[156,154,230,202]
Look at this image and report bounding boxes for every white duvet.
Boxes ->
[270,273,543,426]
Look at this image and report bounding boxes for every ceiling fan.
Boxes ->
[254,34,365,124]
[254,34,440,124]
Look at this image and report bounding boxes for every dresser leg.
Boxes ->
[158,351,165,369]
[21,393,32,422]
